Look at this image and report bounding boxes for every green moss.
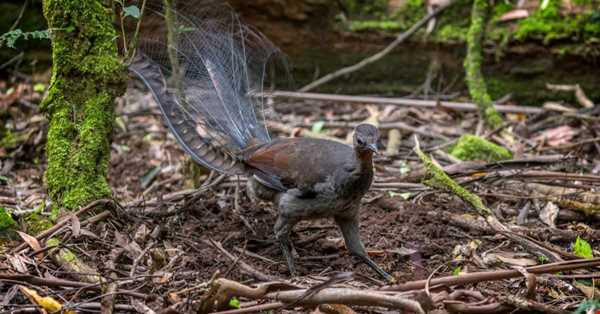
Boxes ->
[0,207,16,231]
[41,0,126,210]
[515,1,579,45]
[345,0,425,32]
[47,237,77,263]
[349,20,404,32]
[464,0,503,129]
[46,237,60,247]
[435,24,469,42]
[450,134,512,162]
[511,0,600,45]
[47,237,78,262]
[415,142,492,216]
[0,130,17,149]
[23,211,53,235]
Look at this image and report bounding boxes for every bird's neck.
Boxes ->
[354,149,374,175]
[337,148,373,199]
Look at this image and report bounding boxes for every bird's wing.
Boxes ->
[244,138,353,195]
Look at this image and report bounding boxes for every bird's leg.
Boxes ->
[335,215,394,282]
[274,215,297,276]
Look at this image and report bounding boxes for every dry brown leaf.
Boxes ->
[79,228,100,240]
[16,231,43,261]
[7,255,29,273]
[70,214,81,238]
[534,125,577,147]
[134,224,150,244]
[540,202,559,228]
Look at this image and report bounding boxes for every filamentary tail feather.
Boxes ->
[129,0,280,174]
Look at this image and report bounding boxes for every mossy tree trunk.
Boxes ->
[42,1,125,210]
[464,0,503,129]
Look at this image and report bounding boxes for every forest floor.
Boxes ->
[1,80,600,313]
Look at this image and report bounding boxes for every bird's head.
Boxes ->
[353,123,379,155]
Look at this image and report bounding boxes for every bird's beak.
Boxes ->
[367,143,378,154]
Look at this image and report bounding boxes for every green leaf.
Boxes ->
[452,266,462,276]
[573,236,593,259]
[0,207,17,231]
[387,191,412,200]
[140,165,161,189]
[228,297,241,309]
[33,83,46,93]
[540,0,550,10]
[398,161,411,175]
[123,5,141,19]
[311,121,325,134]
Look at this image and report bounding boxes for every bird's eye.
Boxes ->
[357,138,365,145]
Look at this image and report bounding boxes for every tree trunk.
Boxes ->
[464,0,503,129]
[41,1,125,209]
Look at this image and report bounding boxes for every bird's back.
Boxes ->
[244,138,367,195]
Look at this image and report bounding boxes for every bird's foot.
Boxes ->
[360,255,396,283]
[278,240,297,277]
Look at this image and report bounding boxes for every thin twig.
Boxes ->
[299,2,454,92]
[10,199,113,254]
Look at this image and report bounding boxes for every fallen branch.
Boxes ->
[0,274,148,299]
[268,91,544,114]
[267,288,427,313]
[201,278,427,314]
[382,257,600,291]
[546,83,594,108]
[299,2,454,92]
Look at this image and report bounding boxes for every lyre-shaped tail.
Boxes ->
[129,0,279,174]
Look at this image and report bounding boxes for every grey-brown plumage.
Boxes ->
[244,124,392,281]
[129,1,391,281]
